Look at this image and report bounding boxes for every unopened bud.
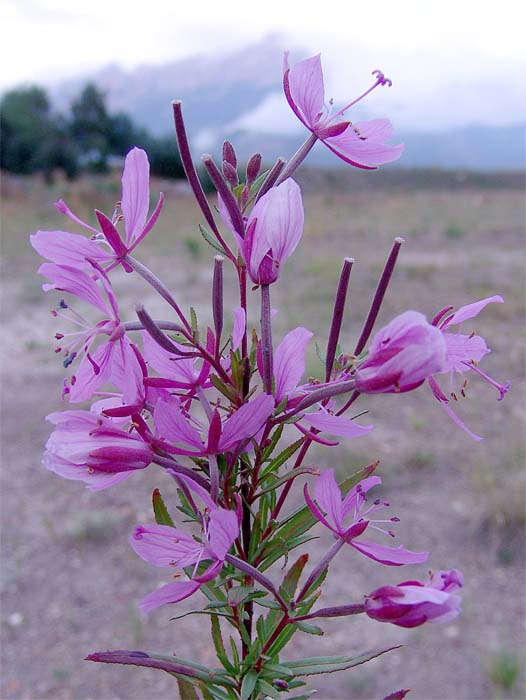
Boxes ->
[222,140,237,168]
[222,160,238,188]
[246,152,262,186]
[273,679,289,690]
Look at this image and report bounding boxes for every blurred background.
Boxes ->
[1,1,525,699]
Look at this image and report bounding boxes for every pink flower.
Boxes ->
[355,311,447,394]
[30,148,163,270]
[429,296,510,440]
[44,410,153,490]
[153,393,275,457]
[268,327,373,441]
[304,469,428,565]
[39,261,143,404]
[283,52,404,169]
[130,476,239,611]
[365,569,463,627]
[223,179,304,285]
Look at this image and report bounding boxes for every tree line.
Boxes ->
[0,83,184,180]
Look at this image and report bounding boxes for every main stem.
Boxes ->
[260,284,273,395]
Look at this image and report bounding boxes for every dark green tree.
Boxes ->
[69,83,112,172]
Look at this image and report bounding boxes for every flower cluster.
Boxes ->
[33,51,509,699]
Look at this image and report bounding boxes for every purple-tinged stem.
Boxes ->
[125,254,192,333]
[172,102,234,261]
[254,157,287,202]
[123,320,185,333]
[279,379,356,421]
[295,539,344,603]
[202,154,245,239]
[152,455,211,491]
[224,554,289,611]
[325,257,354,382]
[354,237,404,355]
[275,133,318,185]
[292,603,366,622]
[135,305,194,356]
[208,454,220,502]
[260,284,274,395]
[212,255,224,358]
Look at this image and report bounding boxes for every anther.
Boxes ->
[373,498,381,505]
[55,333,64,340]
[390,516,400,522]
[388,530,396,538]
[59,299,68,309]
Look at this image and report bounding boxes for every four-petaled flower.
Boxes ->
[283,52,404,169]
[429,295,510,440]
[305,469,428,565]
[130,476,239,611]
[365,569,463,627]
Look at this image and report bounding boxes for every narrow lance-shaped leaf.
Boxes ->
[152,489,175,527]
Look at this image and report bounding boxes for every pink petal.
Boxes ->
[38,262,111,314]
[274,327,313,403]
[352,540,429,566]
[139,580,200,612]
[314,469,345,532]
[153,397,204,452]
[442,333,490,373]
[232,307,246,351]
[305,411,373,439]
[30,230,112,268]
[219,394,274,451]
[325,128,404,167]
[121,147,150,245]
[428,376,483,441]
[207,508,239,561]
[285,52,325,128]
[130,524,202,567]
[442,296,504,329]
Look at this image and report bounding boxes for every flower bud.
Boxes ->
[246,152,262,186]
[365,569,463,628]
[355,311,446,394]
[222,140,237,168]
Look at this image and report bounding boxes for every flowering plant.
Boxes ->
[32,52,509,699]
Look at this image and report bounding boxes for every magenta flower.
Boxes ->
[355,311,446,394]
[141,331,211,392]
[130,477,239,611]
[283,52,404,169]
[39,261,143,404]
[44,410,153,490]
[365,569,463,627]
[429,295,510,440]
[222,179,304,285]
[153,393,275,457]
[30,148,163,270]
[304,469,428,565]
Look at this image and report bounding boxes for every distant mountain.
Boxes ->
[50,37,525,171]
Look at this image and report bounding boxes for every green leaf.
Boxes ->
[177,678,199,700]
[240,669,259,700]
[199,224,227,255]
[210,374,238,402]
[152,488,175,527]
[260,424,284,462]
[255,679,282,699]
[293,621,324,635]
[281,646,401,676]
[249,168,270,194]
[211,615,237,674]
[259,438,304,481]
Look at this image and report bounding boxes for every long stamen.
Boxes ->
[461,361,510,400]
[334,71,392,118]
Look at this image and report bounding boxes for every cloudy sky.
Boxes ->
[2,0,524,128]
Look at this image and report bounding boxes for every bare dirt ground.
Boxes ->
[1,171,525,700]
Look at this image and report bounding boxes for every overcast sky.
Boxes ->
[2,0,524,128]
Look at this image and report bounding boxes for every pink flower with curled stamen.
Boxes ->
[30,147,163,271]
[429,295,510,440]
[365,569,463,627]
[39,261,143,404]
[354,311,447,394]
[305,469,428,565]
[130,476,240,611]
[221,179,304,285]
[44,410,153,490]
[283,52,404,169]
